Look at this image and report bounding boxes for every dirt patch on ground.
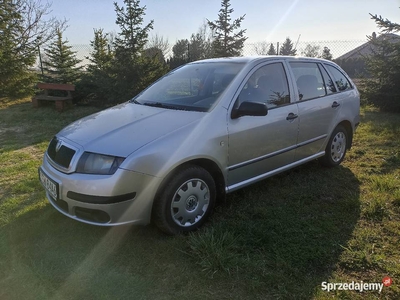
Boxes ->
[0,125,25,134]
[15,145,44,161]
[0,124,36,150]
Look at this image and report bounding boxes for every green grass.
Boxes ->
[0,99,399,299]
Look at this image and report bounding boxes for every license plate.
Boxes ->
[39,168,59,200]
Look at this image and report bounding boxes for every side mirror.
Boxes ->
[231,101,268,119]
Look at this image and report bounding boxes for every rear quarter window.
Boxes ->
[324,64,352,92]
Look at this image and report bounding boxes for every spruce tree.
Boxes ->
[78,28,114,103]
[371,13,400,33]
[113,0,153,61]
[362,11,400,112]
[207,0,247,57]
[267,43,277,55]
[112,0,164,100]
[87,28,113,71]
[43,30,82,84]
[279,37,297,56]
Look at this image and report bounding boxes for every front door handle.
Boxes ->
[286,113,298,121]
[332,101,340,108]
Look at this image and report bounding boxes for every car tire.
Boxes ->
[152,165,216,235]
[320,125,348,167]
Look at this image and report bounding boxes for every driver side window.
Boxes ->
[238,63,290,109]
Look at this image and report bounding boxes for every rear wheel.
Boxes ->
[153,165,216,235]
[320,125,348,167]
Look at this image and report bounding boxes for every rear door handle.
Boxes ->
[332,101,340,108]
[286,113,298,121]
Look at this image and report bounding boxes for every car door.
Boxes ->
[288,61,342,161]
[227,62,299,190]
[324,63,360,126]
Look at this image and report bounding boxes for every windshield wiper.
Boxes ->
[142,102,185,110]
[143,102,168,108]
[130,99,142,105]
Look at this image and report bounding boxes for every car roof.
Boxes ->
[189,56,333,65]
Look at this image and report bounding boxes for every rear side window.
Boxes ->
[324,65,352,91]
[289,62,326,101]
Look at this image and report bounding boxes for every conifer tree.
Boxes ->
[188,33,204,61]
[207,0,247,57]
[113,0,154,61]
[43,30,82,83]
[87,28,113,71]
[279,37,297,56]
[371,13,400,33]
[267,43,277,55]
[80,0,168,104]
[362,11,400,112]
[77,28,114,103]
[112,0,166,100]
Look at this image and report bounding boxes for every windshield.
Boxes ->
[132,62,245,112]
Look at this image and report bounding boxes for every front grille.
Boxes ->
[47,137,76,169]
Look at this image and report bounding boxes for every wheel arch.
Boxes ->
[151,158,226,220]
[337,120,353,149]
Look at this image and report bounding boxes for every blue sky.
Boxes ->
[49,0,400,45]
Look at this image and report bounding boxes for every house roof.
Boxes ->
[336,33,400,60]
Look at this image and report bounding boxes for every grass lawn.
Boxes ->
[0,98,399,299]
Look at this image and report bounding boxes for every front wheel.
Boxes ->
[152,165,216,235]
[320,125,348,167]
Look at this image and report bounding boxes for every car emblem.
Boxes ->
[55,140,63,152]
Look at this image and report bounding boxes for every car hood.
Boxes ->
[58,103,204,157]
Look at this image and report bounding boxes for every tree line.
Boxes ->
[1,0,399,111]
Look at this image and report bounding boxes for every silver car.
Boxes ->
[39,56,360,234]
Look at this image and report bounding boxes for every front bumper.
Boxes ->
[40,154,162,226]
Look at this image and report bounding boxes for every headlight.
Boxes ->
[76,152,125,175]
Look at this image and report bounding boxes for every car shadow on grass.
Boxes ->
[192,161,362,299]
[0,161,361,300]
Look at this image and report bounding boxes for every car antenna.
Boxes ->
[294,34,301,52]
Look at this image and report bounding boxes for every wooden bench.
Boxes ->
[32,83,75,112]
